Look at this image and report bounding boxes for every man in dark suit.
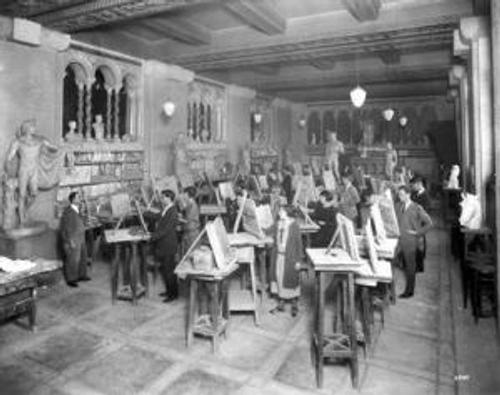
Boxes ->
[396,186,433,298]
[60,191,90,287]
[151,189,179,302]
[410,176,431,272]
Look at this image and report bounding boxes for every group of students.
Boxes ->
[59,167,432,313]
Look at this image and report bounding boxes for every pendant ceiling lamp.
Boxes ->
[382,108,395,121]
[350,53,366,108]
[163,101,176,117]
[350,85,367,108]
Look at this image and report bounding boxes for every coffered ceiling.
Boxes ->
[0,0,480,102]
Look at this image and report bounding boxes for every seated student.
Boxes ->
[270,205,303,317]
[339,174,360,226]
[309,190,338,247]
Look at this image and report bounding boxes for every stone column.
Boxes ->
[490,0,500,329]
[76,82,85,136]
[450,65,471,189]
[85,82,93,139]
[105,86,113,139]
[113,88,120,141]
[460,16,493,208]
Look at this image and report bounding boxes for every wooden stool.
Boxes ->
[186,273,230,353]
[229,246,260,325]
[470,261,497,324]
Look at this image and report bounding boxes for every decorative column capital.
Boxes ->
[451,64,467,81]
[453,29,469,58]
[460,16,490,44]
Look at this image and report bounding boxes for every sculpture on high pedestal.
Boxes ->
[447,164,460,189]
[325,131,344,180]
[64,120,82,143]
[4,119,63,227]
[384,142,398,181]
[92,114,105,141]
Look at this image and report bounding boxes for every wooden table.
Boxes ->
[227,232,273,292]
[0,258,62,332]
[104,228,151,305]
[176,262,238,353]
[306,247,361,389]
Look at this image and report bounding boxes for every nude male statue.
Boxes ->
[5,119,59,225]
[325,131,344,180]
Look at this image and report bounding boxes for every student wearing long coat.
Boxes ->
[269,206,303,316]
[396,186,432,298]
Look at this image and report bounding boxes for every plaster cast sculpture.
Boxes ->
[64,120,82,142]
[384,142,398,181]
[447,164,460,189]
[459,193,482,229]
[92,114,105,141]
[4,119,62,227]
[325,131,344,180]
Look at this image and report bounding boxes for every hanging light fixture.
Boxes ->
[350,53,366,108]
[163,101,176,117]
[399,116,408,127]
[298,116,307,129]
[382,108,395,121]
[253,112,262,124]
[350,85,367,108]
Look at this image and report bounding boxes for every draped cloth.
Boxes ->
[37,141,64,190]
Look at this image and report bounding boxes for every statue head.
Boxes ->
[20,119,36,137]
[329,131,337,142]
[68,120,77,131]
[95,114,103,123]
[387,142,393,149]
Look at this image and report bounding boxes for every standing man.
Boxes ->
[411,176,431,272]
[60,191,90,287]
[151,189,179,302]
[396,186,433,298]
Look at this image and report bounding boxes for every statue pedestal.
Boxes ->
[0,222,59,260]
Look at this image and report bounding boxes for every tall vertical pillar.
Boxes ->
[460,17,493,209]
[489,0,500,330]
[450,65,471,190]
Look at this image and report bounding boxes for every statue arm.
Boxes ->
[6,139,19,161]
[42,137,59,152]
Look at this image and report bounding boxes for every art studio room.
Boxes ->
[0,1,499,394]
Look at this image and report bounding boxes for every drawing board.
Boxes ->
[370,202,387,242]
[379,190,400,237]
[218,181,235,201]
[206,217,235,269]
[110,193,131,218]
[336,213,361,262]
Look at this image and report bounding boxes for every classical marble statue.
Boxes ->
[447,164,460,189]
[64,120,82,143]
[325,131,344,180]
[92,114,105,141]
[4,119,62,226]
[384,142,398,181]
[459,193,481,229]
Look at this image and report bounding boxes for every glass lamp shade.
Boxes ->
[383,108,395,121]
[350,85,366,108]
[253,112,262,124]
[399,116,408,127]
[298,118,307,128]
[163,101,176,117]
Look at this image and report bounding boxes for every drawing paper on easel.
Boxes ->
[110,193,131,218]
[257,175,269,191]
[255,204,274,231]
[370,202,387,242]
[379,191,400,237]
[206,217,235,269]
[336,213,361,261]
[218,181,235,201]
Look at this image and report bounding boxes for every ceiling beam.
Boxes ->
[143,17,211,45]
[310,58,337,70]
[169,23,454,70]
[32,0,216,33]
[376,49,401,65]
[342,0,382,22]
[223,0,286,35]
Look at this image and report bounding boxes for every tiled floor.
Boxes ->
[0,225,498,395]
